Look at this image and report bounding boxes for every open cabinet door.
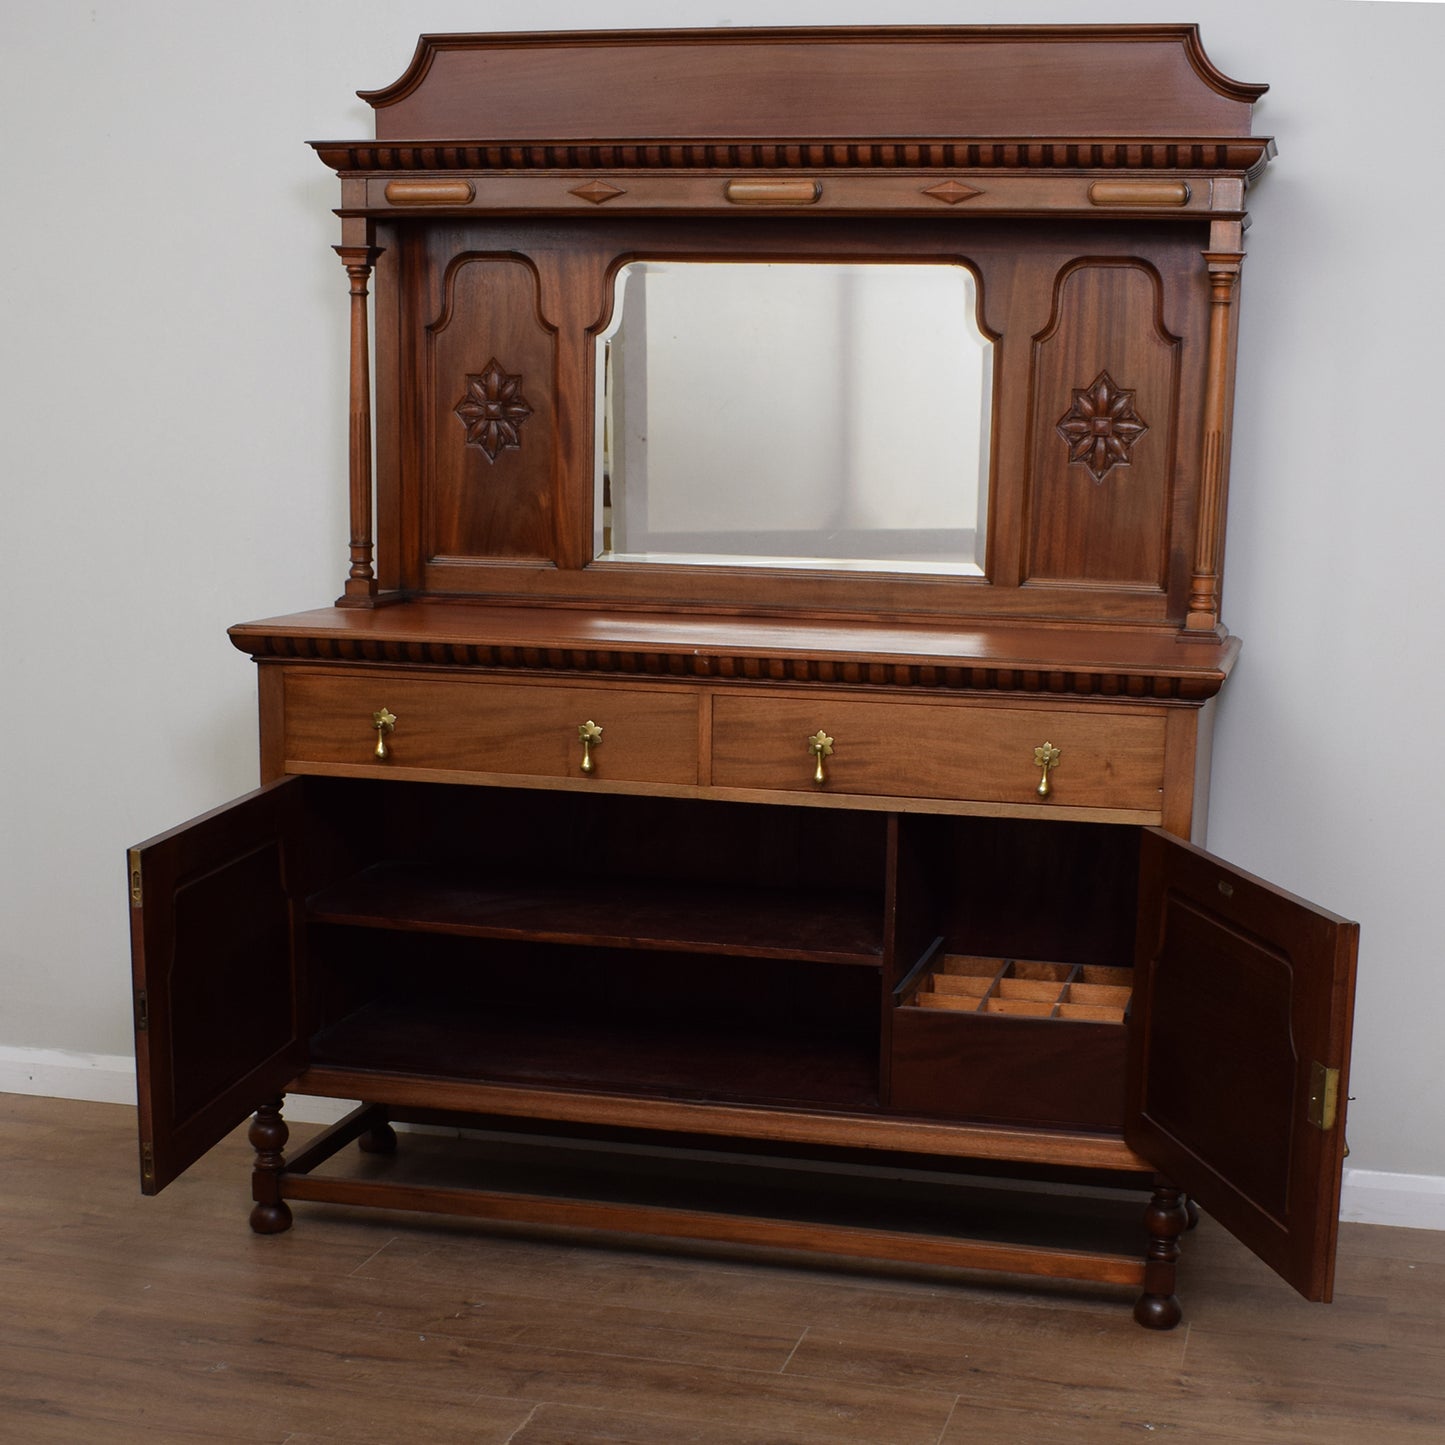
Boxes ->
[128,779,309,1195]
[1127,830,1358,1301]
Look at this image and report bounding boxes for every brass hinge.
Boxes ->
[128,848,143,908]
[134,989,149,1033]
[140,1141,155,1186]
[1308,1061,1341,1131]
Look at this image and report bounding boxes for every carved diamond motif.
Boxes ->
[922,180,982,205]
[455,360,533,462]
[570,179,626,205]
[1056,371,1149,482]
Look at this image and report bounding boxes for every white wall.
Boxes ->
[4,1,1442,1197]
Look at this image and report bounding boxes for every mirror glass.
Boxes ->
[594,261,992,576]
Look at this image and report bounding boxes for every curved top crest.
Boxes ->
[357,26,1267,145]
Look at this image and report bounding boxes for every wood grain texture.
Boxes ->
[358,28,1266,142]
[711,692,1166,809]
[1026,261,1180,587]
[5,1096,1440,1445]
[1128,831,1360,1301]
[427,254,556,562]
[230,603,1242,702]
[283,670,699,785]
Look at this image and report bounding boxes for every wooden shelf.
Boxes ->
[310,999,880,1112]
[307,862,884,966]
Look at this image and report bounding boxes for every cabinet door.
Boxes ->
[129,779,308,1195]
[1127,830,1358,1300]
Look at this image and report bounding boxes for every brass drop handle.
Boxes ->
[1034,742,1061,798]
[372,708,396,761]
[578,719,603,774]
[807,730,834,787]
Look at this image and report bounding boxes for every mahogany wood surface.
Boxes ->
[295,1069,1149,1174]
[126,27,1359,1328]
[1127,831,1360,1302]
[129,781,308,1194]
[358,27,1266,143]
[891,1004,1127,1132]
[276,1173,1148,1290]
[346,215,1225,625]
[232,603,1241,701]
[284,670,700,784]
[307,861,885,965]
[710,692,1165,809]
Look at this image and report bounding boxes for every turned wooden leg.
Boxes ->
[1134,1183,1187,1330]
[249,1097,293,1234]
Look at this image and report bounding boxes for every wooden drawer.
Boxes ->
[282,672,699,785]
[890,955,1131,1130]
[711,695,1165,811]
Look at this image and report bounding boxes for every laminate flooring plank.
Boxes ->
[262,1332,957,1445]
[507,1400,889,1444]
[5,1094,1444,1444]
[1178,1330,1445,1429]
[782,1317,1185,1403]
[83,1268,804,1375]
[392,1291,804,1371]
[351,1215,1135,1334]
[0,1339,531,1445]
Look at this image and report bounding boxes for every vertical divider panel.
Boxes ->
[882,812,946,1103]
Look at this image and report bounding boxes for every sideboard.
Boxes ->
[129,27,1357,1328]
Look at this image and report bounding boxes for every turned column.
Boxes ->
[249,1097,293,1234]
[334,243,382,607]
[1186,238,1246,634]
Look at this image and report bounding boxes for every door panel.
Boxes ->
[129,779,308,1194]
[1127,830,1358,1300]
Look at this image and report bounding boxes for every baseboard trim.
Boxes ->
[3,1047,1442,1227]
[0,1046,137,1105]
[0,1047,351,1125]
[1341,1167,1445,1231]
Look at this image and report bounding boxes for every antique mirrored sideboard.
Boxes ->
[128,27,1358,1328]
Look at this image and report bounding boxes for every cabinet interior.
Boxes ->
[292,778,1140,1126]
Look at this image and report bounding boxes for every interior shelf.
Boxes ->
[309,998,881,1111]
[307,861,885,966]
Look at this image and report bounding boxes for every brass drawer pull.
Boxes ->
[372,708,396,761]
[807,730,835,787]
[1034,741,1061,798]
[578,719,603,774]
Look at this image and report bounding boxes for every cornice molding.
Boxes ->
[312,138,1275,178]
[229,619,1236,703]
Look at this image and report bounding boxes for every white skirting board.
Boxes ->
[0,1047,353,1125]
[3,1046,1441,1228]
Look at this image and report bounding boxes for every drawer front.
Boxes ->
[890,1005,1127,1131]
[284,673,699,785]
[711,695,1165,810]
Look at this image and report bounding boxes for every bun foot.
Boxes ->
[359,1122,398,1155]
[1133,1291,1182,1330]
[249,1199,293,1234]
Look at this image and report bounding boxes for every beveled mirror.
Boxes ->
[594,260,993,576]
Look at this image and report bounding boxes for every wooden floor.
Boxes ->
[3,1094,1443,1444]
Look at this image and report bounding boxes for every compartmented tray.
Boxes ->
[889,954,1131,1130]
[909,956,1132,1023]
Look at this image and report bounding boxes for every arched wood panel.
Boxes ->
[1025,262,1180,589]
[426,254,558,566]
